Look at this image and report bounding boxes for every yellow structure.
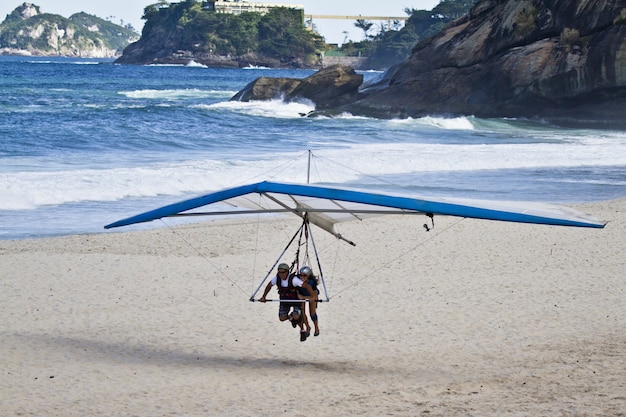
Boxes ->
[207,2,406,24]
[209,0,304,15]
[201,2,408,34]
[304,14,408,31]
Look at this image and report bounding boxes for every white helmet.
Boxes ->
[299,266,312,276]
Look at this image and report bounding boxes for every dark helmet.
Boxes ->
[299,266,312,276]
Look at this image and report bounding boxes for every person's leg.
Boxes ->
[301,302,311,334]
[309,298,319,336]
[278,303,290,321]
[293,306,309,341]
[280,304,300,328]
[291,305,302,322]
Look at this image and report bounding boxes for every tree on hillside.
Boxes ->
[432,0,476,19]
[354,19,373,40]
[135,2,324,62]
[340,0,479,69]
[257,8,324,60]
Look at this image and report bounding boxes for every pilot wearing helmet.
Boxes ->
[297,266,320,337]
[259,263,315,342]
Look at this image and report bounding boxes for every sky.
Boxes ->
[1,1,440,45]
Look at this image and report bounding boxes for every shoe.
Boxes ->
[314,331,320,337]
[300,331,308,342]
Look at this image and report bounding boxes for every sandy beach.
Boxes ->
[1,199,625,416]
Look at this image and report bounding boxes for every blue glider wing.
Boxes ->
[104,181,606,234]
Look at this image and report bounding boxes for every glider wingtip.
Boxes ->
[104,219,137,229]
[580,220,606,229]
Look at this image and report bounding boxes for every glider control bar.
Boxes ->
[249,299,328,303]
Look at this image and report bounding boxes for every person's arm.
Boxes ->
[259,281,273,303]
[300,281,315,300]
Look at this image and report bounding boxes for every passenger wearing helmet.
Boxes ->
[259,263,316,342]
[297,266,320,337]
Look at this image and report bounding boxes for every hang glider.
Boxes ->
[104,180,606,235]
[105,177,605,306]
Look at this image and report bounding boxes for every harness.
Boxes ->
[277,273,298,300]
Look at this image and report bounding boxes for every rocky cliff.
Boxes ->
[0,3,139,58]
[344,0,626,128]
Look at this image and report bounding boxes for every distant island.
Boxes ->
[0,3,139,58]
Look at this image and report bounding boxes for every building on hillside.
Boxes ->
[203,0,304,15]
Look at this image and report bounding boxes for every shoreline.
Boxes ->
[1,199,624,415]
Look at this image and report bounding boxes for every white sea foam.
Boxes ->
[3,137,625,212]
[243,64,271,69]
[0,157,317,211]
[330,112,375,120]
[185,60,208,68]
[204,99,316,119]
[28,60,102,65]
[119,89,233,100]
[284,112,475,130]
[417,116,475,130]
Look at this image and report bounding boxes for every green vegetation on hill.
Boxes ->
[69,13,138,52]
[133,1,325,65]
[0,3,138,56]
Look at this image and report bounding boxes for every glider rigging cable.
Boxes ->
[104,150,605,306]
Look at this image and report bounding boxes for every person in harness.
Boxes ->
[297,266,320,337]
[259,263,316,342]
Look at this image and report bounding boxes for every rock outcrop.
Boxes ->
[346,0,626,128]
[231,64,363,110]
[0,3,139,58]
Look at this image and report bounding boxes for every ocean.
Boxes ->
[1,55,625,240]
